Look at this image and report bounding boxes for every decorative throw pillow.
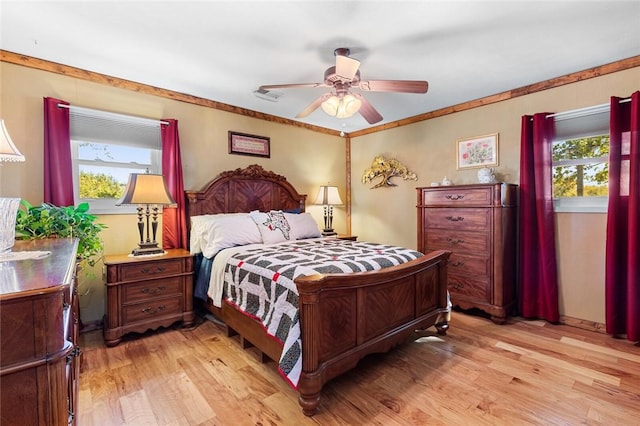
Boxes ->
[249,210,292,244]
[285,212,321,239]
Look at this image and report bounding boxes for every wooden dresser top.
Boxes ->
[0,238,78,300]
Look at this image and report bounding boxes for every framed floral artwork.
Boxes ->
[456,133,499,169]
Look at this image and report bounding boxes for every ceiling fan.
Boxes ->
[258,48,429,125]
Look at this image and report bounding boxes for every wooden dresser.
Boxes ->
[103,249,194,346]
[0,238,80,425]
[417,183,518,323]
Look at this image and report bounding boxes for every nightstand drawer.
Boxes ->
[119,258,185,281]
[123,277,183,303]
[122,297,183,324]
[424,208,490,231]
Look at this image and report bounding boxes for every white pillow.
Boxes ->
[190,214,226,254]
[192,213,262,258]
[285,212,321,239]
[249,210,292,244]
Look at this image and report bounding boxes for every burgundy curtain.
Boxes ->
[43,97,74,206]
[606,91,639,342]
[518,113,560,322]
[161,119,187,249]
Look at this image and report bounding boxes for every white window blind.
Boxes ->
[69,105,164,148]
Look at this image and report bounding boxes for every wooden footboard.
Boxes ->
[295,249,450,415]
[200,249,450,416]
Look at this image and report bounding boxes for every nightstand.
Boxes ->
[103,248,194,347]
[336,235,358,241]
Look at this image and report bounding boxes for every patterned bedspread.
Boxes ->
[222,238,423,388]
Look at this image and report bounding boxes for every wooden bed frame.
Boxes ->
[185,164,450,416]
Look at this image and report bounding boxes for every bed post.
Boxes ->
[297,286,322,416]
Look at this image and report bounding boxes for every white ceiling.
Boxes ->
[2,1,639,133]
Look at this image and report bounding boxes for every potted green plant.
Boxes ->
[15,200,107,267]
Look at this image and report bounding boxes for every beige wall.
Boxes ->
[0,62,346,322]
[2,60,638,325]
[351,66,640,324]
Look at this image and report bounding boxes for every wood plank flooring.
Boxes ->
[78,310,640,425]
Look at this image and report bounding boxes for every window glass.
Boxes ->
[69,109,162,214]
[552,135,609,198]
[551,107,609,213]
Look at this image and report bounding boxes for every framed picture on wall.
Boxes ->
[228,131,270,158]
[456,133,499,169]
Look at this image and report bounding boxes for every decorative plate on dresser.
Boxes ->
[103,248,194,346]
[417,183,518,323]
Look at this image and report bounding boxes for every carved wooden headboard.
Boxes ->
[185,164,307,219]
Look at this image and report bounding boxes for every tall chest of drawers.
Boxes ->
[103,249,194,346]
[417,183,518,323]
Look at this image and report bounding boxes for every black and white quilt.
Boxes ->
[222,238,423,388]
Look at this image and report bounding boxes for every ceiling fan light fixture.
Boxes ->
[321,94,361,119]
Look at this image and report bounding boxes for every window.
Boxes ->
[69,107,163,214]
[551,105,609,213]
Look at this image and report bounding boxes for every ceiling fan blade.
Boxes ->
[353,93,383,124]
[358,80,429,93]
[295,93,332,118]
[259,83,327,91]
[335,55,360,80]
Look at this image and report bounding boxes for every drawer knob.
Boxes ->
[140,266,166,274]
[451,283,465,290]
[66,346,81,365]
[446,237,465,245]
[445,194,465,201]
[450,261,465,267]
[140,286,166,294]
[141,305,166,315]
[445,216,465,222]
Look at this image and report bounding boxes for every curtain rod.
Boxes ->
[546,97,631,121]
[57,103,170,126]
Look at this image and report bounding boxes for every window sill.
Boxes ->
[553,197,608,213]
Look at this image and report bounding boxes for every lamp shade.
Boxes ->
[314,185,343,206]
[321,94,361,118]
[116,173,176,206]
[0,120,25,162]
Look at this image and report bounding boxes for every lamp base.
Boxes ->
[322,229,337,236]
[131,242,165,256]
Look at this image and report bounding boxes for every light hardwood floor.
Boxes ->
[78,310,640,425]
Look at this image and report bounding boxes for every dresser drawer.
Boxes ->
[447,253,491,279]
[420,187,493,206]
[123,277,183,304]
[424,208,490,231]
[122,297,183,324]
[448,276,490,302]
[118,258,185,281]
[425,229,490,254]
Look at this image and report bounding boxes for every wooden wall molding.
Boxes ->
[0,50,338,136]
[349,55,640,137]
[559,315,606,334]
[2,50,639,139]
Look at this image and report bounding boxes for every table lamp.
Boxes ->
[116,173,176,256]
[314,185,343,236]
